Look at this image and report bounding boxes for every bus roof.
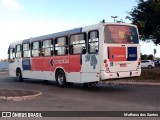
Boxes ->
[32,27,82,42]
[9,22,137,46]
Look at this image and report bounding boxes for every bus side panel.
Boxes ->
[31,57,43,71]
[67,55,81,83]
[80,54,100,83]
[52,56,70,72]
[22,58,31,70]
[41,57,54,71]
[9,63,16,77]
[69,55,81,72]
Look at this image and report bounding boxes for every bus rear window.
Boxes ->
[104,25,139,44]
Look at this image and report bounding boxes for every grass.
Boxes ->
[131,67,160,82]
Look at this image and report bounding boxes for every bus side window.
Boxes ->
[54,37,68,56]
[8,47,15,63]
[42,39,53,57]
[22,43,30,58]
[15,44,22,58]
[70,33,86,55]
[88,30,99,54]
[31,41,41,57]
[12,48,15,59]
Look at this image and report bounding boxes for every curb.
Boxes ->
[0,89,42,101]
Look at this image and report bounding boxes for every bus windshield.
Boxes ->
[104,25,139,44]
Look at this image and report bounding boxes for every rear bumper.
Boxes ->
[100,69,141,80]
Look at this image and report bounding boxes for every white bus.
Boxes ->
[8,22,141,87]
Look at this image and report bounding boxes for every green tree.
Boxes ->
[141,54,154,60]
[126,0,160,44]
[141,54,148,60]
[148,54,154,60]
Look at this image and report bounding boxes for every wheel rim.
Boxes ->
[58,74,64,85]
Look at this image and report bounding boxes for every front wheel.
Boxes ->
[56,70,66,87]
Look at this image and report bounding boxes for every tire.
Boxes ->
[16,69,23,82]
[56,70,66,87]
[148,65,153,69]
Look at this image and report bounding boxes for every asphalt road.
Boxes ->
[0,72,160,120]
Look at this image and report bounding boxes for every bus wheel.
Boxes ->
[16,69,23,82]
[56,70,66,87]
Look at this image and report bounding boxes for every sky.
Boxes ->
[0,0,159,59]
[140,40,160,58]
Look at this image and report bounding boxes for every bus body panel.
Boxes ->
[80,25,101,83]
[8,41,23,78]
[8,22,141,84]
[100,24,141,80]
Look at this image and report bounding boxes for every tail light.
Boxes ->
[105,63,108,67]
[104,59,107,63]
[104,59,110,72]
[138,58,141,65]
[136,58,141,71]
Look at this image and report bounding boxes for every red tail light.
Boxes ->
[105,63,108,67]
[138,58,141,65]
[104,59,107,63]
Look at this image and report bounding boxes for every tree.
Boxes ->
[148,54,154,60]
[126,0,160,44]
[141,54,148,60]
[141,54,154,60]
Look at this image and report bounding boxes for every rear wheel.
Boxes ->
[16,69,23,82]
[56,70,66,87]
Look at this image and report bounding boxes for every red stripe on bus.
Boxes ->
[31,55,81,72]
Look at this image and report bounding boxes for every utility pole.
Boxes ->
[154,48,157,59]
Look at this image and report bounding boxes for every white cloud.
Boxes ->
[0,0,23,10]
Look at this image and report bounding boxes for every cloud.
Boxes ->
[0,0,23,10]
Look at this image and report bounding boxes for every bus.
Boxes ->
[8,22,141,87]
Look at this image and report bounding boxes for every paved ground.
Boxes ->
[0,72,160,120]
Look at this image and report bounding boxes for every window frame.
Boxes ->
[88,30,99,54]
[8,47,15,63]
[31,41,42,57]
[69,33,87,55]
[15,44,22,59]
[54,36,68,56]
[22,43,31,58]
[42,39,53,57]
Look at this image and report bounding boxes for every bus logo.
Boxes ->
[50,59,54,67]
